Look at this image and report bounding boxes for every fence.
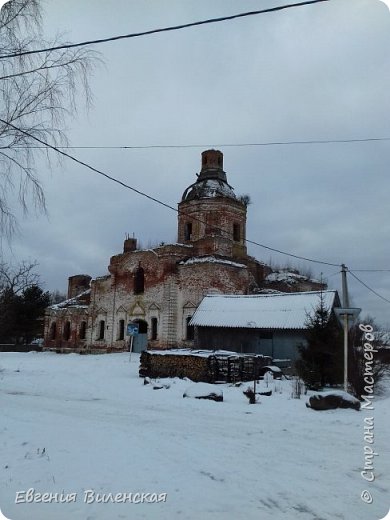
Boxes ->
[0,344,43,353]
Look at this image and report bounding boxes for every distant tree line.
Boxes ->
[0,261,63,344]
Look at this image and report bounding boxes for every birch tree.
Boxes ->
[0,0,98,236]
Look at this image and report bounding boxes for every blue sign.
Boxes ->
[127,323,139,336]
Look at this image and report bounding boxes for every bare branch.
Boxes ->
[0,0,100,237]
[0,259,39,294]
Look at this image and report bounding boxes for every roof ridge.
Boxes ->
[206,290,337,299]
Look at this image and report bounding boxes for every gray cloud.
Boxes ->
[3,0,390,326]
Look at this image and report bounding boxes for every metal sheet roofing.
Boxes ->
[190,290,338,330]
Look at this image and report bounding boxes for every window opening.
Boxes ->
[98,320,105,340]
[134,265,145,294]
[184,222,193,241]
[50,322,57,340]
[63,321,71,341]
[118,319,125,340]
[186,316,194,340]
[151,317,158,340]
[79,321,87,340]
[233,223,240,242]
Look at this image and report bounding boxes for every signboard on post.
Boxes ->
[127,322,139,362]
[334,308,361,328]
[127,323,139,336]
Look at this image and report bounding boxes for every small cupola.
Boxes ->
[181,150,236,202]
[198,149,227,182]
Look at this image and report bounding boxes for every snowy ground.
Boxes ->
[0,351,389,520]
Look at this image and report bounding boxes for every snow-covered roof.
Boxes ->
[256,289,284,295]
[172,243,194,248]
[182,178,237,202]
[179,256,246,268]
[49,289,91,310]
[146,348,269,359]
[147,348,240,358]
[265,270,321,285]
[190,290,338,330]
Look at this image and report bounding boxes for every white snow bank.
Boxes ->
[314,390,360,404]
[263,365,282,372]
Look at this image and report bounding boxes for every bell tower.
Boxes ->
[178,150,247,259]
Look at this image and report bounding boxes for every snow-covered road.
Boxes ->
[0,351,388,520]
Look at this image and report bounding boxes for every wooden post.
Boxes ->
[129,335,134,362]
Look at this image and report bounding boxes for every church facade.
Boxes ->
[44,150,324,353]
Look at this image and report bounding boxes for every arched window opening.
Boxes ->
[97,320,105,340]
[136,319,148,334]
[151,317,158,340]
[134,265,145,294]
[233,223,241,242]
[79,321,87,340]
[184,222,192,241]
[49,322,57,340]
[118,319,125,340]
[63,321,71,341]
[186,316,194,341]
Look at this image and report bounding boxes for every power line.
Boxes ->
[245,239,338,266]
[350,269,390,273]
[7,136,390,150]
[0,118,340,268]
[0,125,176,213]
[349,271,390,305]
[0,0,329,60]
[3,120,389,273]
[327,269,341,278]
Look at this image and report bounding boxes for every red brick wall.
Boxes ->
[177,198,247,258]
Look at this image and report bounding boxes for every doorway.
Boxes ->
[131,319,148,353]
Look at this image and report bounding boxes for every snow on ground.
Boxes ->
[183,383,223,400]
[0,352,389,520]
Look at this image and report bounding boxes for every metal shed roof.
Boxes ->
[190,290,339,330]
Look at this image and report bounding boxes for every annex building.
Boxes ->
[190,290,340,361]
[44,150,324,354]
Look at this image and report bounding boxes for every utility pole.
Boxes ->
[335,265,361,393]
[341,264,349,392]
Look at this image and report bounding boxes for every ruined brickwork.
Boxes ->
[44,150,325,353]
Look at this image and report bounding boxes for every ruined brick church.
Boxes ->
[44,150,323,353]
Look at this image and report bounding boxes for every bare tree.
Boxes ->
[348,316,389,398]
[0,259,39,294]
[48,289,66,304]
[0,0,99,237]
[0,259,50,343]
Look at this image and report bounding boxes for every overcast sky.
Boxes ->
[2,0,390,327]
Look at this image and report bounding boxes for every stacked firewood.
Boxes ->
[139,350,273,383]
[139,351,210,382]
